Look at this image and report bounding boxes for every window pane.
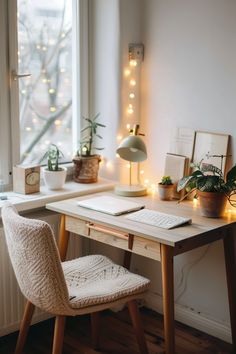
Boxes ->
[17,0,73,164]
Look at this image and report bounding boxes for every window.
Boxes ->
[0,0,89,187]
[17,0,73,164]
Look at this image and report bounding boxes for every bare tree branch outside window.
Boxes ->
[17,0,73,164]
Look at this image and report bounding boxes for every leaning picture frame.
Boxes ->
[192,131,230,175]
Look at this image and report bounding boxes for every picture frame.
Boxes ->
[192,131,230,174]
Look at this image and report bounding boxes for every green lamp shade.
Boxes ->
[116,135,147,162]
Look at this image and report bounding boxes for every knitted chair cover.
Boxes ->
[2,203,72,315]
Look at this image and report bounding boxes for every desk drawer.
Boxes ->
[65,216,160,261]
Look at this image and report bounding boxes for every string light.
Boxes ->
[124,69,131,76]
[50,106,56,112]
[54,120,61,126]
[129,93,135,99]
[126,123,131,130]
[49,88,55,94]
[130,79,136,86]
[127,107,134,114]
[129,59,137,67]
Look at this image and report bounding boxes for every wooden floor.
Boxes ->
[0,308,233,354]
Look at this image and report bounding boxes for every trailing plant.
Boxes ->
[177,161,236,206]
[159,176,173,185]
[77,113,106,157]
[40,144,64,171]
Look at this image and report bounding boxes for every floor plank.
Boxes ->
[0,307,233,354]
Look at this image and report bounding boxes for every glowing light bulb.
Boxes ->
[126,124,131,130]
[124,69,131,76]
[25,127,31,132]
[42,46,47,51]
[36,44,41,50]
[54,120,61,126]
[49,88,55,94]
[21,90,26,95]
[61,33,66,38]
[127,107,134,114]
[42,78,47,83]
[129,93,135,99]
[50,106,56,113]
[140,170,144,175]
[129,59,137,67]
[130,79,136,86]
[144,179,149,184]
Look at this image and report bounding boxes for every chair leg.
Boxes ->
[15,300,35,354]
[91,312,100,350]
[128,300,149,354]
[52,316,66,354]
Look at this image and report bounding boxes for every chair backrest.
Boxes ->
[1,203,71,315]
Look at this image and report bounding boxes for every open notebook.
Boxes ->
[76,196,145,216]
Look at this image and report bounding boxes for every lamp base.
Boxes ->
[115,184,147,197]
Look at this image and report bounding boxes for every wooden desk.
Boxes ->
[46,192,236,354]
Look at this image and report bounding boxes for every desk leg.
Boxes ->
[161,244,175,354]
[58,214,70,262]
[224,228,236,348]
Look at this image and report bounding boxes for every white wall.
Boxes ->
[141,0,236,180]
[139,0,236,342]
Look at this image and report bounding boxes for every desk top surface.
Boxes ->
[46,192,236,247]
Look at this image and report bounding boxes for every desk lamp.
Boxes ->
[115,124,147,197]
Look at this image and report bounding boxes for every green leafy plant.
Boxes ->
[40,144,64,171]
[177,162,236,206]
[77,113,106,157]
[160,176,173,185]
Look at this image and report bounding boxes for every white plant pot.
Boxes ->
[43,167,67,190]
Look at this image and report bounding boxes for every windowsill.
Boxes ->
[0,178,115,215]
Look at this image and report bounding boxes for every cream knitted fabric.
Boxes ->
[2,204,150,316]
[63,255,150,309]
[2,203,72,315]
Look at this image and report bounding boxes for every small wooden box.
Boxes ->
[13,165,40,194]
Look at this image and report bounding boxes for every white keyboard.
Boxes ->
[125,209,192,229]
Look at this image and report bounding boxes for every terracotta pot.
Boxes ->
[73,155,101,183]
[158,183,174,201]
[198,190,227,218]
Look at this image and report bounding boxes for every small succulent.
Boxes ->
[40,144,64,171]
[160,176,173,185]
[77,113,106,157]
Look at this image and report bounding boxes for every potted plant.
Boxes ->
[158,176,174,200]
[41,144,67,190]
[73,113,106,183]
[177,162,236,217]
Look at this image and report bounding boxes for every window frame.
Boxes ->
[0,0,89,188]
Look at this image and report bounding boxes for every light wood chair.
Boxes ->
[2,203,150,354]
